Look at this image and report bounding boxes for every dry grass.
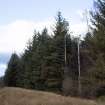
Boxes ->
[0,87,101,105]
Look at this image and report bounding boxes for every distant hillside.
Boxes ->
[0,87,101,105]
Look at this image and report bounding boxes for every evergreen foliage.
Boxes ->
[4,7,105,98]
[4,53,21,87]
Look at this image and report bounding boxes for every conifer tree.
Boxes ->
[82,0,105,97]
[4,53,21,87]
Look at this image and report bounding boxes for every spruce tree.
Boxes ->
[44,12,72,92]
[83,0,105,97]
[4,53,21,87]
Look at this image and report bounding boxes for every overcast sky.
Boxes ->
[0,0,94,76]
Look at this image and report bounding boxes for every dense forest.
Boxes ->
[3,0,105,98]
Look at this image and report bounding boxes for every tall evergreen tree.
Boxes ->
[31,28,51,89]
[4,53,21,87]
[22,29,52,89]
[82,0,105,97]
[44,12,72,92]
[21,31,38,89]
